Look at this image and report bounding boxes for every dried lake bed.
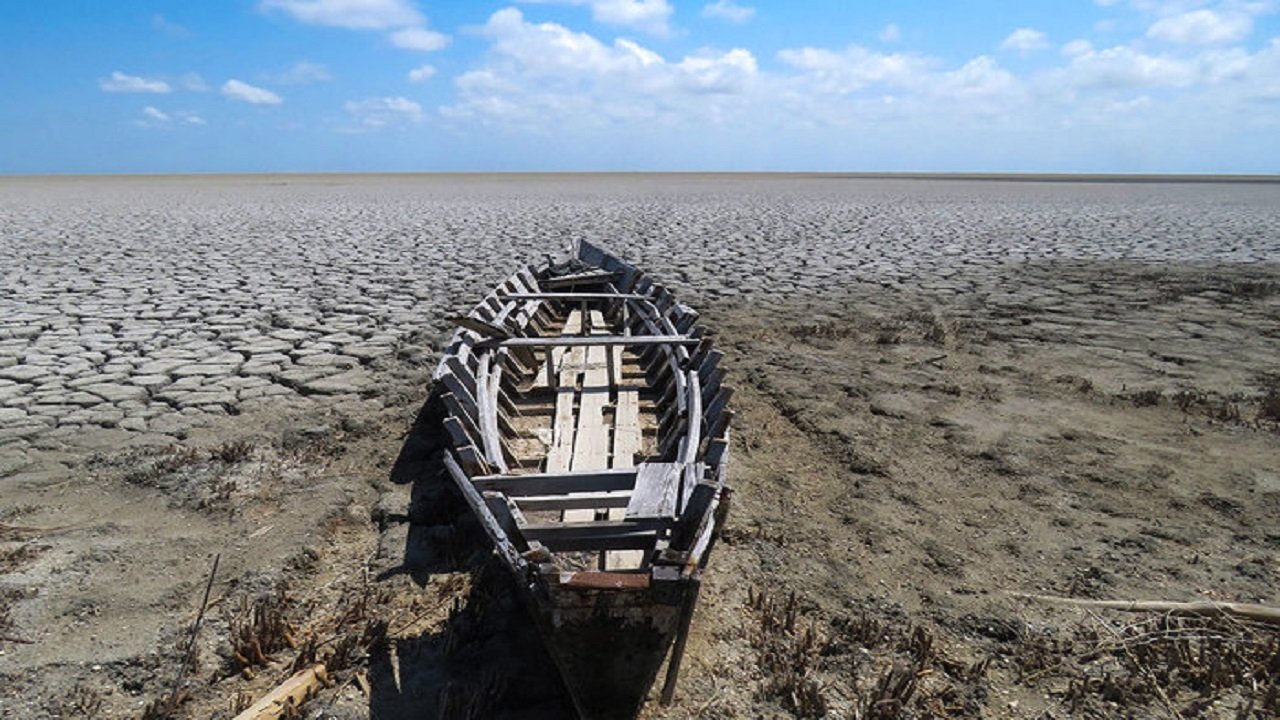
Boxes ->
[1,174,1279,718]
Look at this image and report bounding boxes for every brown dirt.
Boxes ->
[3,254,1279,718]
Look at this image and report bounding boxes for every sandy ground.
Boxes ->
[1,175,1278,719]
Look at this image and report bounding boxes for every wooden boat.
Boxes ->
[432,240,733,719]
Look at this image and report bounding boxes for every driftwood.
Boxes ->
[232,664,329,720]
[1013,593,1280,627]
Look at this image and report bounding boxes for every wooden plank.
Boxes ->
[566,311,612,529]
[541,269,619,287]
[544,310,584,471]
[480,335,699,349]
[515,492,633,512]
[506,292,651,301]
[523,519,669,552]
[558,571,651,591]
[473,469,637,495]
[625,463,682,519]
[443,452,526,568]
[449,314,510,340]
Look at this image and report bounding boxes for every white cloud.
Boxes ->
[777,46,934,94]
[408,64,437,82]
[268,61,333,84]
[152,14,191,37]
[343,96,424,129]
[389,26,451,51]
[879,24,901,43]
[1001,28,1049,53]
[701,0,754,24]
[180,73,209,91]
[676,49,757,94]
[445,9,758,125]
[100,71,171,93]
[520,0,674,35]
[1147,9,1252,44]
[259,0,422,29]
[136,106,204,128]
[221,79,283,104]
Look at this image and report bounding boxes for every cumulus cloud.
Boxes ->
[259,0,422,29]
[268,61,332,84]
[343,96,424,129]
[100,71,171,93]
[221,79,283,104]
[1001,28,1049,53]
[142,106,170,122]
[408,64,437,82]
[777,46,934,94]
[263,0,450,59]
[389,26,450,51]
[1147,9,1252,44]
[701,0,754,24]
[520,0,674,35]
[443,8,758,125]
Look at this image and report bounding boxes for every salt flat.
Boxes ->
[2,174,1279,718]
[3,175,1276,460]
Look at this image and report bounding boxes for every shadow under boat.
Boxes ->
[367,392,577,719]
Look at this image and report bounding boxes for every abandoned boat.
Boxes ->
[432,240,732,719]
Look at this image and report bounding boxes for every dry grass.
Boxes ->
[226,583,299,679]
[1011,613,1279,717]
[748,588,828,718]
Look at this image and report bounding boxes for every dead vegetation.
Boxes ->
[1012,613,1279,718]
[745,588,990,718]
[226,582,300,679]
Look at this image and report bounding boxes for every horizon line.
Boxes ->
[3,170,1280,184]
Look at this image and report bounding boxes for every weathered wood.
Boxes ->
[659,578,700,706]
[523,520,668,552]
[545,310,585,472]
[541,269,620,287]
[625,463,683,519]
[474,352,508,473]
[472,468,638,495]
[443,452,525,568]
[480,335,700,349]
[1012,594,1280,626]
[449,314,510,340]
[669,481,717,551]
[232,664,329,720]
[507,292,651,301]
[515,492,633,512]
[559,571,651,590]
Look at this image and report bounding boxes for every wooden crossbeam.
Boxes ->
[515,492,633,512]
[472,468,638,495]
[522,519,670,552]
[480,335,699,349]
[506,292,651,301]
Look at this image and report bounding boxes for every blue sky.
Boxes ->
[1,0,1278,173]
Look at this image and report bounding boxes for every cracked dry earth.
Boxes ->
[1,174,1279,719]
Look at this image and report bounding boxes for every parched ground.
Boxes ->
[1,175,1278,719]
